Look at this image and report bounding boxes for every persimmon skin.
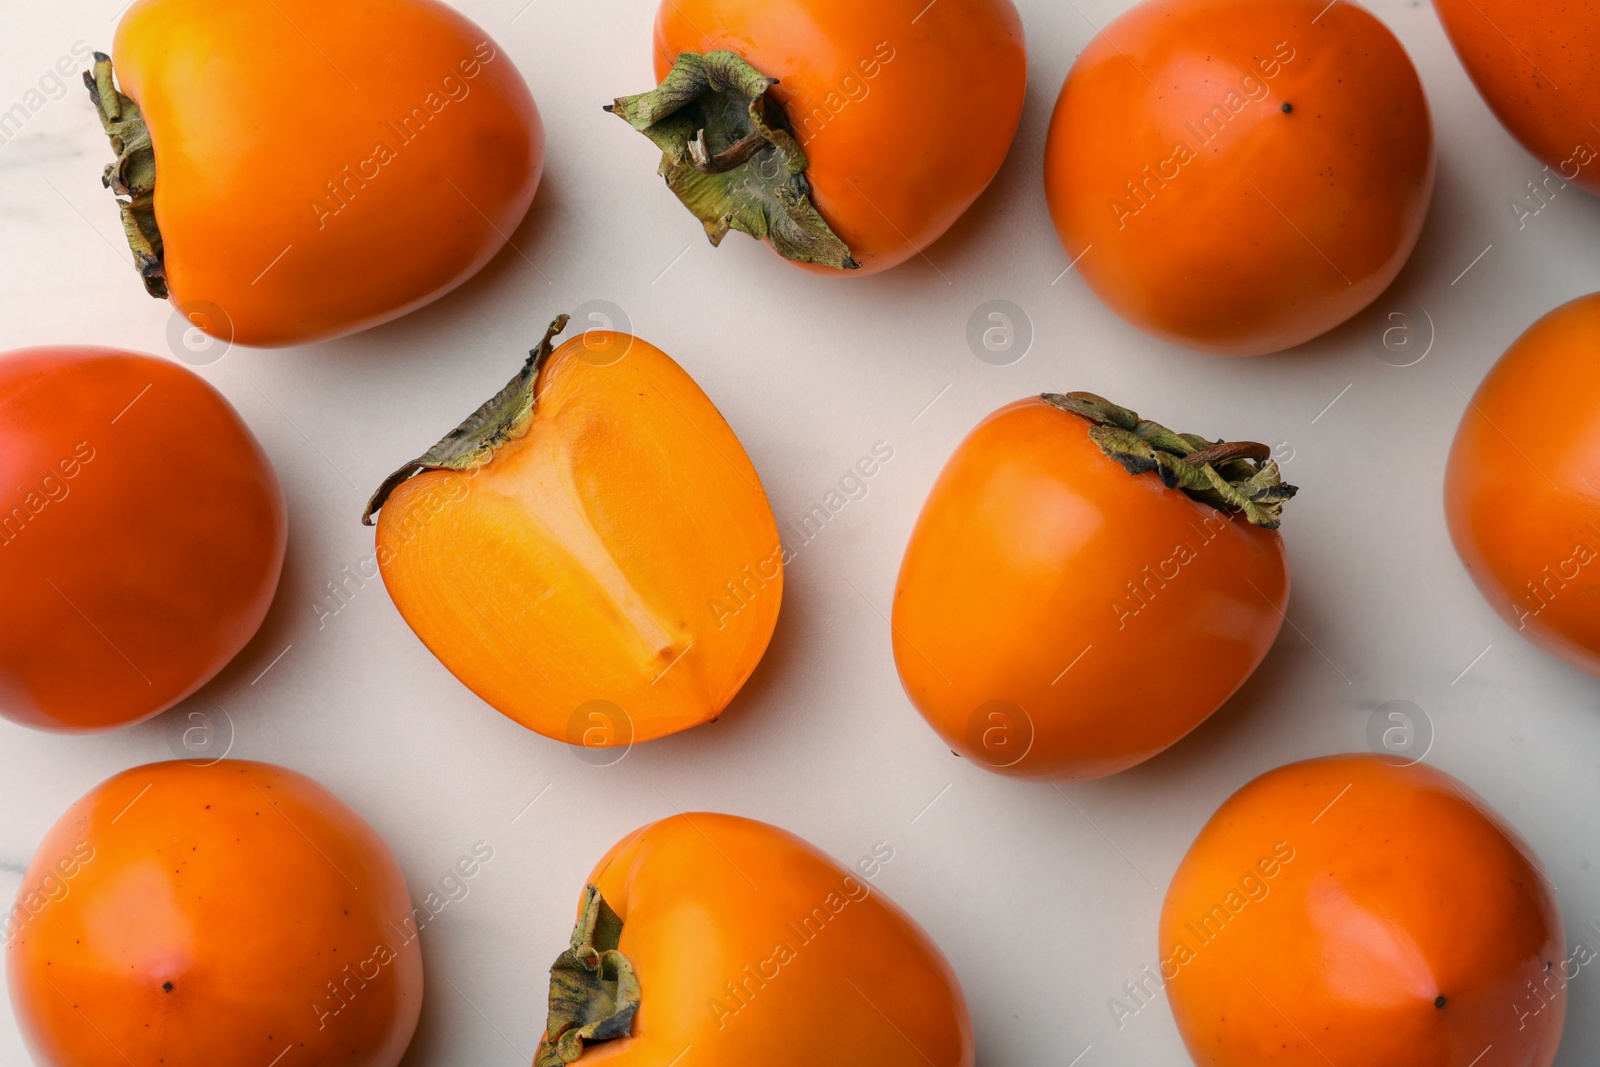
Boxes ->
[1445,293,1600,675]
[375,332,781,747]
[561,813,973,1066]
[1434,0,1600,195]
[891,398,1288,780]
[6,760,424,1067]
[1162,754,1565,1067]
[113,0,543,347]
[0,347,285,732]
[1043,0,1434,356]
[652,0,1027,276]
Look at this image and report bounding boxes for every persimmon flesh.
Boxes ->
[369,320,782,747]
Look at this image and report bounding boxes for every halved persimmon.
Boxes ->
[364,317,781,747]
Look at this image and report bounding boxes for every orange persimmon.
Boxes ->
[1162,754,1565,1066]
[1044,0,1434,355]
[91,0,543,346]
[1445,292,1600,675]
[1434,0,1600,196]
[6,760,423,1067]
[365,317,782,748]
[532,813,972,1066]
[0,346,285,732]
[893,393,1292,779]
[610,0,1027,275]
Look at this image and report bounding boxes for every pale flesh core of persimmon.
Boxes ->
[373,329,782,746]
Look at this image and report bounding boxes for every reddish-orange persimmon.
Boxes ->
[1162,754,1565,1066]
[610,0,1027,275]
[532,813,972,1066]
[95,0,543,346]
[366,318,781,748]
[893,394,1292,780]
[1044,0,1434,355]
[1445,292,1600,675]
[0,347,285,732]
[7,760,424,1067]
[1434,0,1600,196]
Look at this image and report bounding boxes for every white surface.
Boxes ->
[2,0,1600,1064]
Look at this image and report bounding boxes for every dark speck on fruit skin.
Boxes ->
[163,982,174,993]
[1282,102,1294,113]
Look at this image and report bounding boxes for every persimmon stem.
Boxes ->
[534,886,640,1067]
[84,53,166,299]
[361,315,570,525]
[1041,392,1298,529]
[608,50,859,270]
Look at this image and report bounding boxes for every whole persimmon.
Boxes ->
[1043,0,1434,355]
[1445,292,1600,675]
[1434,0,1600,196]
[90,0,544,346]
[532,813,971,1066]
[609,0,1027,275]
[0,347,285,732]
[1161,754,1565,1066]
[365,316,782,748]
[6,760,424,1067]
[892,393,1293,780]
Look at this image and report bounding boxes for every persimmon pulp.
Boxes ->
[368,318,782,747]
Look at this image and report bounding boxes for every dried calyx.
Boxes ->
[84,53,166,299]
[534,885,641,1067]
[361,316,571,525]
[608,50,858,270]
[1043,392,1297,528]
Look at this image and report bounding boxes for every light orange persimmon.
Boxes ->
[6,760,423,1066]
[531,813,972,1066]
[366,317,782,748]
[893,394,1292,779]
[1162,754,1565,1066]
[1445,292,1600,675]
[94,0,543,346]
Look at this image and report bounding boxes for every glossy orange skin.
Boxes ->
[1044,0,1434,356]
[114,0,544,347]
[6,760,424,1067]
[559,813,972,1065]
[376,331,781,747]
[1162,755,1565,1067]
[1445,293,1600,675]
[892,398,1289,780]
[1434,0,1600,195]
[653,0,1027,276]
[0,347,285,732]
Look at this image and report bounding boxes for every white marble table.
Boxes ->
[2,0,1599,1063]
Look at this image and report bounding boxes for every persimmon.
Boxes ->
[89,0,543,347]
[892,393,1293,780]
[1434,0,1600,196]
[1445,292,1600,675]
[1161,754,1565,1066]
[532,813,971,1066]
[1043,0,1434,355]
[0,346,285,732]
[6,760,424,1066]
[364,316,781,747]
[609,0,1027,275]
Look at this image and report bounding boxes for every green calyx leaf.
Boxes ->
[534,885,641,1067]
[361,315,571,526]
[83,52,166,299]
[608,50,859,271]
[1042,392,1298,529]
